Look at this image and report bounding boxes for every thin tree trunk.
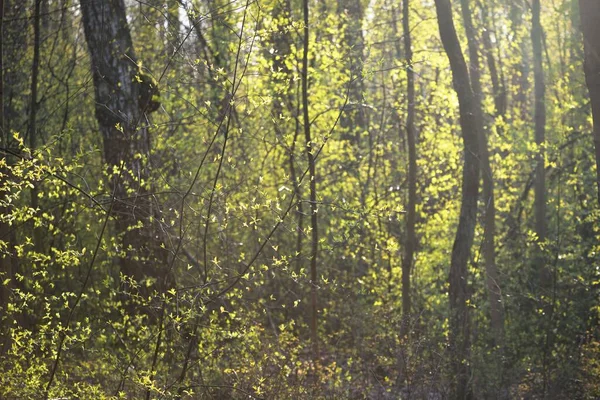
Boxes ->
[510,0,530,121]
[269,0,305,273]
[0,0,3,142]
[28,0,42,254]
[270,0,304,312]
[480,2,506,117]
[579,0,600,205]
[338,0,366,142]
[41,0,49,29]
[28,0,41,160]
[302,0,318,362]
[459,0,504,350]
[338,0,369,276]
[532,2,553,393]
[0,0,11,357]
[532,0,547,246]
[433,0,480,398]
[400,0,416,338]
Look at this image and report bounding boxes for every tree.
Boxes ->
[338,0,367,143]
[400,0,416,339]
[433,0,480,397]
[0,0,9,357]
[1,0,600,397]
[302,0,319,362]
[580,0,600,205]
[79,0,169,294]
[458,0,504,352]
[532,0,547,246]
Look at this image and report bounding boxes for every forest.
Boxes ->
[0,0,600,398]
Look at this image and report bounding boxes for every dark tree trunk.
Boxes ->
[0,0,10,357]
[532,0,547,245]
[433,0,480,398]
[0,0,3,142]
[269,0,304,273]
[302,0,319,362]
[338,0,369,276]
[580,0,600,205]
[531,0,552,304]
[400,0,416,338]
[480,2,507,117]
[459,0,504,350]
[28,0,41,154]
[28,0,42,254]
[79,0,170,294]
[532,2,554,393]
[338,0,366,142]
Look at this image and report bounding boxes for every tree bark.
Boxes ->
[480,2,507,118]
[302,0,319,362]
[433,0,480,398]
[28,0,41,157]
[459,0,504,350]
[270,0,304,273]
[532,0,547,244]
[79,0,170,294]
[28,0,43,254]
[338,0,366,143]
[400,0,416,339]
[579,0,600,205]
[0,0,3,143]
[0,0,11,357]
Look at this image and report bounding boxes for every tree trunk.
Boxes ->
[459,0,504,350]
[579,0,600,205]
[302,0,319,362]
[79,0,170,295]
[0,0,11,356]
[400,0,416,339]
[0,0,3,143]
[532,0,547,246]
[338,0,366,142]
[433,0,480,398]
[480,2,507,118]
[28,0,43,254]
[270,0,304,273]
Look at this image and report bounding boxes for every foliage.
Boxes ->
[0,0,599,398]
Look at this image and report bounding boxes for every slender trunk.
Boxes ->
[532,2,553,393]
[480,3,506,117]
[532,0,547,245]
[290,132,304,272]
[0,0,3,142]
[338,0,368,275]
[338,0,366,142]
[29,0,43,254]
[0,0,11,357]
[292,94,304,273]
[302,0,319,362]
[459,0,504,349]
[28,0,41,159]
[270,0,302,268]
[400,0,416,338]
[510,0,530,121]
[580,0,600,205]
[41,0,48,27]
[433,0,480,398]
